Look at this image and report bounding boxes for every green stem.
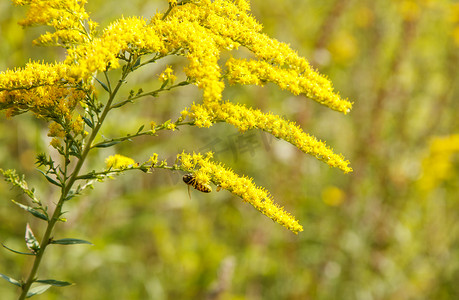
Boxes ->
[18,68,130,299]
[90,119,195,149]
[110,80,190,109]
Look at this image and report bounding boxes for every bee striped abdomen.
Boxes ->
[183,173,212,193]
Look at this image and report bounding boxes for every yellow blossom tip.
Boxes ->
[179,151,303,233]
[105,154,136,169]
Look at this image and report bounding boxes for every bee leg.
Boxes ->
[187,185,192,200]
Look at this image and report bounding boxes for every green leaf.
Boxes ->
[69,144,81,158]
[82,116,94,128]
[137,125,145,133]
[26,284,51,298]
[177,80,190,86]
[12,200,48,221]
[37,170,62,187]
[77,172,97,180]
[50,238,93,245]
[25,224,40,253]
[2,243,35,256]
[0,273,22,287]
[36,279,72,287]
[160,80,169,89]
[94,77,110,92]
[93,141,121,148]
[132,57,141,68]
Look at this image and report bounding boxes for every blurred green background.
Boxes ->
[1,0,459,299]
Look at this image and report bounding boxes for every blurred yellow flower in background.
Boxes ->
[321,186,345,207]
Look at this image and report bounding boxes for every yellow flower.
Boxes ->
[50,138,61,149]
[417,135,459,192]
[184,102,352,173]
[165,123,177,131]
[71,115,85,134]
[149,153,159,166]
[13,0,92,46]
[226,58,352,114]
[47,122,66,138]
[105,154,136,169]
[150,121,157,133]
[179,151,304,234]
[0,61,87,121]
[396,0,421,22]
[322,186,345,206]
[158,66,177,85]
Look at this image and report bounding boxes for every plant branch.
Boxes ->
[109,80,190,109]
[90,119,195,149]
[18,64,131,299]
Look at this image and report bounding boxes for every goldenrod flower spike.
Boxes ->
[179,152,304,234]
[13,0,92,45]
[12,0,351,113]
[226,58,353,114]
[185,102,353,173]
[105,154,136,169]
[0,61,77,90]
[172,0,352,112]
[0,61,86,120]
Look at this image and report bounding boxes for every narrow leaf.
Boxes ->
[82,116,94,128]
[76,172,97,180]
[178,80,190,86]
[25,224,40,253]
[12,200,48,221]
[69,144,81,158]
[160,80,169,89]
[137,125,145,133]
[50,238,93,245]
[93,141,121,148]
[2,243,35,256]
[36,279,72,287]
[0,273,22,287]
[26,284,51,298]
[94,77,110,92]
[37,170,62,187]
[133,57,141,68]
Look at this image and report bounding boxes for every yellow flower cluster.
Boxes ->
[0,61,78,89]
[0,61,87,120]
[1,0,353,234]
[179,151,304,234]
[449,3,459,47]
[417,135,459,192]
[158,66,177,85]
[392,0,436,22]
[48,122,66,138]
[13,0,91,45]
[5,0,352,123]
[226,58,352,113]
[44,0,350,110]
[0,85,84,120]
[105,154,136,169]
[71,115,85,134]
[48,117,85,148]
[182,102,352,173]
[65,17,160,78]
[321,186,345,207]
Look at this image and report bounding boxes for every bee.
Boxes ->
[183,173,212,194]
